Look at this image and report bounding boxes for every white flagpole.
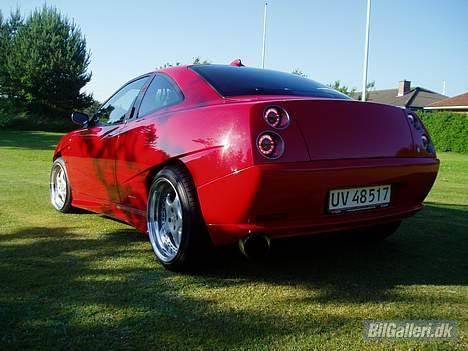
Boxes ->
[261,2,268,68]
[361,0,371,101]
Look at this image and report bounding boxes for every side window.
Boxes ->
[96,77,148,125]
[138,74,183,117]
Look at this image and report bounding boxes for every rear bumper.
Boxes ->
[197,157,439,246]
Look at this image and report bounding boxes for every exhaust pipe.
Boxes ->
[239,233,271,259]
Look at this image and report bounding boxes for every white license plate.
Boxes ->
[328,185,391,212]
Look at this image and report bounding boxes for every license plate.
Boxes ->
[328,185,391,213]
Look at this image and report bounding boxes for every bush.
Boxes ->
[418,111,468,154]
[0,98,76,132]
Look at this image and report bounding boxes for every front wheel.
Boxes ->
[147,165,208,271]
[50,157,73,213]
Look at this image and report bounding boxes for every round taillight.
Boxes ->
[421,135,429,150]
[256,131,285,159]
[258,134,275,155]
[264,106,290,129]
[408,113,421,130]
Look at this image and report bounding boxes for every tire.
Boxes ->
[358,221,401,242]
[147,165,208,271]
[50,157,73,213]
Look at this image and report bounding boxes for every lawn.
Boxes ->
[0,130,466,350]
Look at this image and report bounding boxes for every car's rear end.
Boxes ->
[191,65,439,246]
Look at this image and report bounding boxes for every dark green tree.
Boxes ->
[158,57,210,70]
[159,62,181,69]
[366,81,376,91]
[328,80,356,96]
[82,98,102,116]
[0,9,24,97]
[192,56,210,64]
[0,11,7,94]
[4,6,92,115]
[328,80,375,98]
[291,69,307,78]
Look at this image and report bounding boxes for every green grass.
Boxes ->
[0,129,467,350]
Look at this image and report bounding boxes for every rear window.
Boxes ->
[190,64,350,99]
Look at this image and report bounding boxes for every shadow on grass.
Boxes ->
[0,203,466,349]
[201,203,468,296]
[0,226,352,350]
[0,130,63,150]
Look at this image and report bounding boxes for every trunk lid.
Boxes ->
[281,99,414,160]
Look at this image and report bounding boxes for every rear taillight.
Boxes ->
[256,131,285,159]
[421,135,429,149]
[407,113,422,130]
[256,106,290,159]
[264,106,290,129]
[421,134,436,154]
[407,111,435,155]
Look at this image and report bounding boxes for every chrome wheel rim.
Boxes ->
[50,164,68,210]
[147,178,183,262]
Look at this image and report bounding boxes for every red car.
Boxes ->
[50,62,439,270]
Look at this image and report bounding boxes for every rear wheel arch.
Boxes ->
[53,152,62,161]
[145,158,194,196]
[146,159,211,271]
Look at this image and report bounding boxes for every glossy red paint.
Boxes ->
[199,157,438,245]
[53,65,439,245]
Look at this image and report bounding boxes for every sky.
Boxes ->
[1,0,467,101]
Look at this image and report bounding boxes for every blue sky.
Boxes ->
[1,0,467,101]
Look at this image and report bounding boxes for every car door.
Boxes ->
[67,76,149,206]
[114,73,184,211]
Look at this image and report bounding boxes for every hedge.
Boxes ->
[1,101,467,153]
[0,98,86,133]
[0,109,76,133]
[418,111,468,154]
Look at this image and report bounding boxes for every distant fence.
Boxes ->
[418,111,468,154]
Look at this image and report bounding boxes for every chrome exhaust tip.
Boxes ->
[239,233,271,259]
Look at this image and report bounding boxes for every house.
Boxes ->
[424,92,468,113]
[356,80,447,110]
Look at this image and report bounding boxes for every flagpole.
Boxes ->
[261,2,268,68]
[361,0,371,101]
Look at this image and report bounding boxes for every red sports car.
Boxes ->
[50,61,439,270]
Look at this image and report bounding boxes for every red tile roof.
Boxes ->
[428,92,468,107]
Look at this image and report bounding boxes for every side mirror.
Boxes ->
[71,111,89,127]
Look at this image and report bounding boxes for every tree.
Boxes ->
[291,69,307,78]
[159,62,181,69]
[0,9,24,97]
[3,6,92,115]
[0,11,7,95]
[328,80,356,96]
[6,8,23,35]
[192,56,210,65]
[82,98,102,116]
[158,57,210,70]
[327,80,376,98]
[365,80,376,95]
